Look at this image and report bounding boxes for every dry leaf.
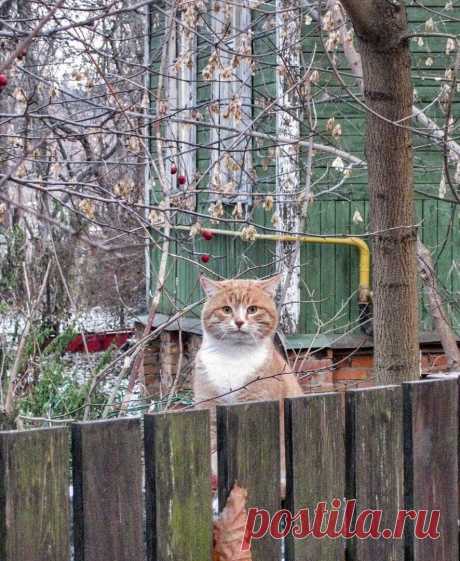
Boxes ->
[79,198,96,220]
[213,485,252,561]
[241,225,257,242]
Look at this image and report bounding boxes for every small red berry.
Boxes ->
[0,74,8,88]
[201,229,214,241]
[178,175,186,185]
[200,254,210,263]
[170,164,177,175]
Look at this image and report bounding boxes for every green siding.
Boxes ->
[147,2,460,335]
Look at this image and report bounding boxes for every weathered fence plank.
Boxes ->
[346,385,404,561]
[403,378,459,561]
[72,418,144,561]
[144,410,213,561]
[285,392,346,561]
[217,400,281,561]
[2,380,459,561]
[0,428,69,561]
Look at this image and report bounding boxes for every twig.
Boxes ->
[4,261,52,417]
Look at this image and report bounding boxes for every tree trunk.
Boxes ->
[417,239,460,371]
[340,0,419,383]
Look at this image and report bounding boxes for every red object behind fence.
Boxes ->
[65,330,132,353]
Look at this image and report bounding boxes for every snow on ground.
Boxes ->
[63,306,124,332]
[0,306,147,419]
[1,306,124,343]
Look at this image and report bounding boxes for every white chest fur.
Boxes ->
[197,335,270,399]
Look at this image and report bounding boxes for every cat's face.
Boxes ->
[200,275,281,344]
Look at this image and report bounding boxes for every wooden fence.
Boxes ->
[0,377,458,561]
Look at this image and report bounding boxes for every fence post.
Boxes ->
[346,385,404,560]
[0,428,70,561]
[285,392,346,561]
[403,377,459,561]
[144,410,213,561]
[217,400,281,561]
[72,418,144,561]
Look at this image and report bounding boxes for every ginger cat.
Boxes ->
[193,274,304,491]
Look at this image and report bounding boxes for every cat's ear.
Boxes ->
[258,273,282,297]
[200,275,222,297]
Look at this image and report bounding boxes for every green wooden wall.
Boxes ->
[147,1,460,336]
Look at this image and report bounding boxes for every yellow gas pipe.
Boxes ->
[175,225,371,306]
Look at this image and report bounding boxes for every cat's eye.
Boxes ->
[222,306,232,314]
[247,305,258,314]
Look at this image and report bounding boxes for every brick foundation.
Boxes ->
[139,328,459,397]
[137,326,202,397]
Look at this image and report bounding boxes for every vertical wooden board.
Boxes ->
[253,9,276,100]
[424,196,439,254]
[217,234,230,279]
[434,201,453,290]
[216,235,228,280]
[155,234,177,316]
[436,201,457,331]
[349,201,367,329]
[334,201,352,332]
[144,410,212,561]
[175,213,199,311]
[217,400,281,561]
[346,385,404,561]
[231,234,243,278]
[320,201,337,330]
[170,235,179,311]
[237,234,259,280]
[225,233,235,278]
[176,233,193,311]
[255,211,274,280]
[285,393,346,561]
[403,378,458,561]
[225,224,236,279]
[303,205,322,333]
[72,419,144,561]
[247,208,271,277]
[298,240,309,334]
[261,210,276,281]
[0,428,70,561]
[421,199,438,331]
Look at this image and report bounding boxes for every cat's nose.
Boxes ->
[235,319,244,329]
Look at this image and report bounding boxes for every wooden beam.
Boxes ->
[0,428,70,561]
[144,410,213,561]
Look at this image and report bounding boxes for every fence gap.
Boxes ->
[285,392,346,561]
[71,418,144,561]
[403,377,459,560]
[217,400,281,561]
[346,385,404,560]
[0,428,70,561]
[144,410,213,561]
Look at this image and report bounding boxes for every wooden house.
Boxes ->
[142,1,460,392]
